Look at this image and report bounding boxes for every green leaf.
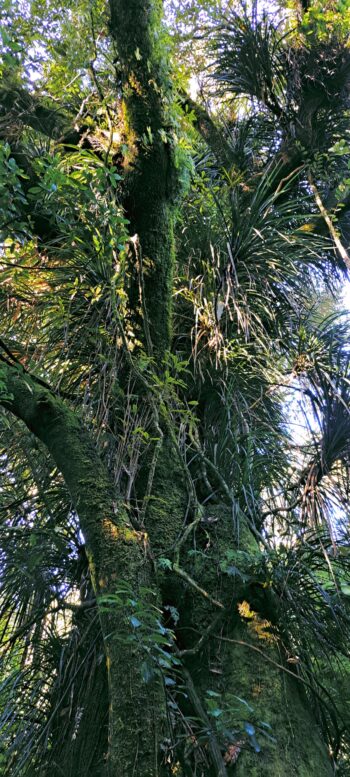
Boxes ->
[130,616,142,628]
[164,676,176,686]
[209,708,223,718]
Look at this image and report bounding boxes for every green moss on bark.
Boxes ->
[222,622,332,776]
[0,363,166,776]
[110,0,179,355]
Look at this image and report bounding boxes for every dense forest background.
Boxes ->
[1,0,350,775]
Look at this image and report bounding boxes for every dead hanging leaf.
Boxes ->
[224,741,244,765]
[238,600,256,619]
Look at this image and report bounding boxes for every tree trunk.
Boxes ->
[0,362,165,775]
[0,360,337,777]
[172,506,334,776]
[110,0,178,355]
[220,623,333,776]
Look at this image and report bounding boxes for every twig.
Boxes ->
[172,504,224,610]
[172,562,224,610]
[178,612,224,657]
[89,10,114,164]
[129,234,154,356]
[274,165,304,196]
[260,497,302,520]
[138,428,163,526]
[215,635,321,694]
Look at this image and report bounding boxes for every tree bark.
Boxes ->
[110,0,178,354]
[0,361,165,776]
[175,507,334,776]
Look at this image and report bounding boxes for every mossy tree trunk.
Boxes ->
[172,509,333,776]
[0,356,334,775]
[221,623,332,777]
[0,362,164,776]
[110,0,178,354]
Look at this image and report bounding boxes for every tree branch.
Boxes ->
[180,91,233,169]
[0,86,69,139]
[0,360,124,574]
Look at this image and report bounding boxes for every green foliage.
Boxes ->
[205,690,275,754]
[302,1,350,41]
[0,143,28,238]
[99,583,181,686]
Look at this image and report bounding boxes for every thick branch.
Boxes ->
[0,86,69,139]
[0,362,114,557]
